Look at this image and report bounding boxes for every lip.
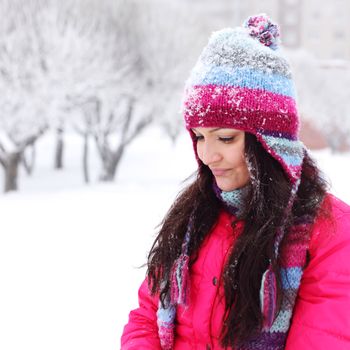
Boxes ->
[211,168,230,176]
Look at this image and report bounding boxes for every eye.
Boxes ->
[194,135,204,141]
[219,137,234,143]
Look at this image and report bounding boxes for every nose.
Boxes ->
[198,141,221,165]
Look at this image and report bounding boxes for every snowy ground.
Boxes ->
[0,126,349,350]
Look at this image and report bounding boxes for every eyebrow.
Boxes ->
[191,128,223,133]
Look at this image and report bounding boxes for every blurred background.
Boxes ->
[0,0,349,349]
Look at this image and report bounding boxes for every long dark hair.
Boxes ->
[147,132,329,348]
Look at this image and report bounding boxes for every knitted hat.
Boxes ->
[183,13,305,186]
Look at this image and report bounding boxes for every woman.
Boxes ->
[121,14,350,349]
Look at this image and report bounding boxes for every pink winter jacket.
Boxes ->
[121,194,350,349]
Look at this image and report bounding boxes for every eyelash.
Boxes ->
[194,135,234,143]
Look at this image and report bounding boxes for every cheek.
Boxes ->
[230,155,245,168]
[225,145,245,165]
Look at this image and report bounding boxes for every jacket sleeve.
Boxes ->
[121,278,162,350]
[286,205,350,349]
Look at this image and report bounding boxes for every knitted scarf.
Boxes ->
[156,180,312,350]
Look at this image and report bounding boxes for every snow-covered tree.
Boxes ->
[138,0,206,143]
[35,0,129,173]
[0,0,49,192]
[0,0,152,184]
[0,0,222,190]
[63,0,152,182]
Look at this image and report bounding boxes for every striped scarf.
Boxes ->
[156,180,311,349]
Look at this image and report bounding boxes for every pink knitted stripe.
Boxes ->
[158,324,174,350]
[280,225,310,268]
[280,244,307,268]
[184,85,299,136]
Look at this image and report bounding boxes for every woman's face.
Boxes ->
[192,127,250,191]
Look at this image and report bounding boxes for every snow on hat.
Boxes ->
[183,13,305,186]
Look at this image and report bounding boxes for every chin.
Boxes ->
[221,186,237,192]
[216,177,248,192]
[216,181,237,192]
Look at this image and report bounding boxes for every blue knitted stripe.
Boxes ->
[280,267,303,290]
[269,310,293,333]
[157,304,176,323]
[261,135,304,151]
[279,154,304,167]
[189,65,295,98]
[218,183,250,218]
[260,135,304,166]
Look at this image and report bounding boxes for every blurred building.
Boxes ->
[301,0,350,60]
[186,0,350,61]
[240,0,350,60]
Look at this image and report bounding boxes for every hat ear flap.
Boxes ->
[188,129,202,166]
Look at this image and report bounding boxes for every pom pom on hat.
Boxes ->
[243,13,280,50]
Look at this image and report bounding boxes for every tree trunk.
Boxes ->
[22,144,36,175]
[54,127,64,169]
[99,146,124,182]
[4,152,21,192]
[83,133,90,183]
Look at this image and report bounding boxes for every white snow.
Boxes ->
[0,125,349,350]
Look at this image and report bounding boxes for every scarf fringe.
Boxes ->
[260,264,277,330]
[170,253,190,305]
[157,304,176,350]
